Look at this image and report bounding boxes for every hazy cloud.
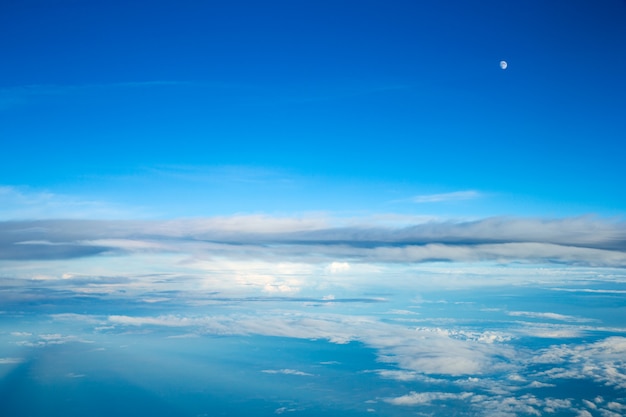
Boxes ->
[507,311,595,323]
[1,215,625,266]
[262,369,313,376]
[0,357,24,365]
[411,190,480,203]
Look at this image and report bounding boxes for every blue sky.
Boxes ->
[2,2,626,416]
[2,0,626,218]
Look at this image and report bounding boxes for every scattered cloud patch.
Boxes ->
[262,369,313,376]
[385,391,473,406]
[508,311,594,323]
[0,357,24,365]
[531,337,626,389]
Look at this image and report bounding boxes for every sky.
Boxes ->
[1,0,626,218]
[2,1,626,417]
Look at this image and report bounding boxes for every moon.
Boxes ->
[500,60,508,70]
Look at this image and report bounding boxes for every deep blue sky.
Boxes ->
[1,0,625,216]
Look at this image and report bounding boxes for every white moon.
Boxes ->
[500,60,508,70]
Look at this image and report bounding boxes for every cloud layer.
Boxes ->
[1,215,625,267]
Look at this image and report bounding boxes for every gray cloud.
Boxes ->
[0,216,625,266]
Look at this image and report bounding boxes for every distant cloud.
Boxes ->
[507,311,595,323]
[262,369,313,376]
[385,391,473,406]
[411,190,480,203]
[326,262,350,274]
[0,358,24,365]
[0,186,136,220]
[531,337,626,389]
[14,333,93,347]
[1,215,625,266]
[106,311,513,376]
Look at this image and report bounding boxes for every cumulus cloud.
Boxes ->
[531,337,626,389]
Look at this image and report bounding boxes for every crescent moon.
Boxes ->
[500,60,508,70]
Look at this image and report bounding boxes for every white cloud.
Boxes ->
[326,261,350,274]
[507,311,594,323]
[10,331,32,337]
[107,312,514,376]
[14,333,93,347]
[385,391,473,406]
[531,337,626,389]
[262,369,313,376]
[599,409,621,417]
[0,357,24,365]
[582,399,597,409]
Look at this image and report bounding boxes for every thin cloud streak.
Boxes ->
[411,190,481,203]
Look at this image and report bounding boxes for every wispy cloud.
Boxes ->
[0,186,138,220]
[104,312,513,376]
[262,369,313,376]
[0,357,24,365]
[411,190,481,203]
[507,311,595,323]
[385,391,472,406]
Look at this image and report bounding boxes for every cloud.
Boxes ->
[507,311,595,323]
[531,337,626,389]
[411,190,481,203]
[385,389,586,416]
[106,312,514,376]
[1,215,624,267]
[0,186,135,220]
[14,333,94,347]
[261,369,313,376]
[0,358,24,365]
[385,391,473,406]
[326,262,350,274]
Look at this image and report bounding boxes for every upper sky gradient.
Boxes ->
[2,0,625,219]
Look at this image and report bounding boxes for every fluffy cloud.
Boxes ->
[531,337,626,389]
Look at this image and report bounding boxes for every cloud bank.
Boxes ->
[1,215,625,267]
